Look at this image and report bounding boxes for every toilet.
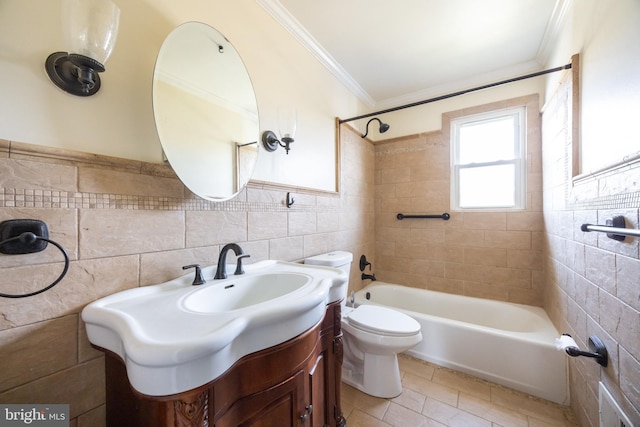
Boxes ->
[305,251,422,398]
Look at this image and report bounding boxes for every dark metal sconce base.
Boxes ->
[261,131,279,152]
[45,52,104,96]
[261,131,293,154]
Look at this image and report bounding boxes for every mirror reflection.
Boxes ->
[153,22,259,201]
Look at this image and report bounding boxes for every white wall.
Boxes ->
[545,0,640,173]
[0,0,367,192]
[0,0,559,191]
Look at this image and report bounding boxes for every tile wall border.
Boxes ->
[0,139,339,212]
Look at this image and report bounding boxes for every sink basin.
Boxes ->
[81,260,347,396]
[182,272,311,313]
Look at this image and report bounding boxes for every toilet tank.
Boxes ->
[304,251,353,276]
[304,251,353,304]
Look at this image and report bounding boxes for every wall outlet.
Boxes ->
[599,382,634,427]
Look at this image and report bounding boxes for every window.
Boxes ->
[451,107,526,210]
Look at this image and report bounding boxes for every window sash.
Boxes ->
[457,115,520,164]
[451,107,526,211]
[454,160,523,209]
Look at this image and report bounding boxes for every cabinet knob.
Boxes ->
[299,405,313,423]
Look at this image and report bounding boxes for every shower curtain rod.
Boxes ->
[338,63,572,124]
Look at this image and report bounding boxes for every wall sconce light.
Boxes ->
[361,117,390,138]
[45,0,120,97]
[262,107,297,154]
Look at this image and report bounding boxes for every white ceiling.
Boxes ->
[258,0,570,109]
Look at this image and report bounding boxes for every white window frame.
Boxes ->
[450,106,526,211]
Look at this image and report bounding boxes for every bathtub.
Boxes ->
[353,283,568,405]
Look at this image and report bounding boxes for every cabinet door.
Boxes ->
[215,370,306,427]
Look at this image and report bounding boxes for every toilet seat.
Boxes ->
[346,305,420,337]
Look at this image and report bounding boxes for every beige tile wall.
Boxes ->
[542,71,640,426]
[373,95,545,306]
[0,125,375,426]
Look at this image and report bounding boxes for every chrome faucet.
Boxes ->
[214,243,249,279]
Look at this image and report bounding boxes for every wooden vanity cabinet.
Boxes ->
[101,301,346,427]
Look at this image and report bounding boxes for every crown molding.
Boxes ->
[257,0,569,110]
[256,0,375,107]
[537,0,573,65]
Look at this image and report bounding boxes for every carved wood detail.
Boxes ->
[174,391,209,427]
[333,305,342,336]
[334,335,343,360]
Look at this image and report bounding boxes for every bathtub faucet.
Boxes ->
[361,272,376,281]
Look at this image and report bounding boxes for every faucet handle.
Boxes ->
[359,255,372,271]
[183,264,206,286]
[234,254,251,275]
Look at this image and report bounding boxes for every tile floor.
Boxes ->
[341,355,579,427]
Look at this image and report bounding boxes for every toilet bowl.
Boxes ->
[341,305,422,397]
[304,251,422,398]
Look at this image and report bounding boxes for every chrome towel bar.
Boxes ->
[581,215,639,241]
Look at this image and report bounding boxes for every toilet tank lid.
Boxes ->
[304,251,353,267]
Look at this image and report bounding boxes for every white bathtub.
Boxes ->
[353,283,568,404]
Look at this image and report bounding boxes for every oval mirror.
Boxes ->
[153,22,259,201]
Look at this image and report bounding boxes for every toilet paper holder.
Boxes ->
[559,334,608,367]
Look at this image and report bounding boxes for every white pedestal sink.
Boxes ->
[81,260,347,396]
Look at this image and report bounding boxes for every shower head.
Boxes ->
[361,117,390,138]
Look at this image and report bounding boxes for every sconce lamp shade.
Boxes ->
[64,0,120,65]
[45,0,120,96]
[278,107,297,145]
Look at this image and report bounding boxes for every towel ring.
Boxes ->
[0,232,70,298]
